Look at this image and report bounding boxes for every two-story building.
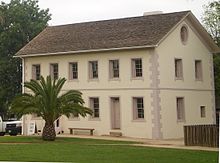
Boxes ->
[15,11,220,139]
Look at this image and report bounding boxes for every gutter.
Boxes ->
[14,45,157,58]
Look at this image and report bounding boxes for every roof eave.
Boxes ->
[14,45,157,58]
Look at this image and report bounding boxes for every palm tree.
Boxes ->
[10,76,92,141]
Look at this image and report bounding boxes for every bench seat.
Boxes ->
[69,128,95,136]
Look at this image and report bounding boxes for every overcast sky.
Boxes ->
[2,0,213,26]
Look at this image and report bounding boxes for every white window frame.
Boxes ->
[89,61,98,79]
[109,59,119,79]
[195,60,203,81]
[69,62,78,80]
[200,106,206,118]
[174,58,183,80]
[50,63,59,80]
[131,58,143,78]
[89,97,100,119]
[133,97,145,120]
[32,64,41,80]
[176,97,185,122]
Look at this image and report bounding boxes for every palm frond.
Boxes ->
[10,75,92,123]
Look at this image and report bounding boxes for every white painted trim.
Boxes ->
[25,87,214,92]
[14,45,156,58]
[21,58,25,135]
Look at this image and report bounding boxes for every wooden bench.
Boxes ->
[69,128,95,136]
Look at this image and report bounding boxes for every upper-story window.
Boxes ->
[109,60,119,79]
[174,58,183,79]
[69,62,78,80]
[89,61,98,79]
[195,60,203,81]
[132,58,142,78]
[89,97,99,118]
[50,63,59,80]
[32,64,41,80]
[133,97,144,120]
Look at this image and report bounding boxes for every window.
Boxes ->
[89,61,98,79]
[133,97,144,119]
[50,63,59,80]
[180,25,188,45]
[32,64,40,80]
[195,60,202,80]
[176,97,185,122]
[200,106,206,118]
[174,59,183,79]
[132,58,142,77]
[89,98,99,118]
[109,60,119,78]
[69,62,78,80]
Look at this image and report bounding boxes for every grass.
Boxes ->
[0,136,217,163]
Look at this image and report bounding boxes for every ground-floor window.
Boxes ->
[89,97,99,118]
[133,97,144,119]
[176,97,185,122]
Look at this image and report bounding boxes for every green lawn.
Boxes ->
[0,136,217,163]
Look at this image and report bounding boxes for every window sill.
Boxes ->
[109,78,120,81]
[177,120,185,123]
[68,79,79,82]
[131,77,144,81]
[175,77,184,81]
[88,79,99,82]
[195,79,203,82]
[132,119,146,122]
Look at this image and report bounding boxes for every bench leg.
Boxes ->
[70,129,73,135]
[90,130,93,136]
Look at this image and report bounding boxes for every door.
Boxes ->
[111,97,120,129]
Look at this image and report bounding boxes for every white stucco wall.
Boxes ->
[22,19,216,139]
[23,49,154,138]
[157,20,215,138]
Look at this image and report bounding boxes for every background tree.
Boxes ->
[11,76,93,141]
[0,0,51,118]
[202,1,220,102]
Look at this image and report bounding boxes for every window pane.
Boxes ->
[70,62,78,79]
[32,65,41,80]
[110,60,119,78]
[51,64,58,80]
[133,97,144,119]
[195,60,202,80]
[175,59,183,79]
[200,106,206,118]
[177,97,184,121]
[90,98,99,118]
[89,61,98,79]
[132,59,142,77]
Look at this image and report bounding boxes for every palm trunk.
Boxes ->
[42,122,56,141]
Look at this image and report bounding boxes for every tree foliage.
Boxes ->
[11,76,92,141]
[0,0,51,118]
[202,0,220,98]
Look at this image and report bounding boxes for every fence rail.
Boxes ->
[184,125,219,147]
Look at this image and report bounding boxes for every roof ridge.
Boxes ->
[49,10,191,28]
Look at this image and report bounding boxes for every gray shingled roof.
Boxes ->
[16,11,190,56]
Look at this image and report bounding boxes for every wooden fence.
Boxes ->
[184,125,219,147]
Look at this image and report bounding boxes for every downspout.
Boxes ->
[21,57,25,135]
